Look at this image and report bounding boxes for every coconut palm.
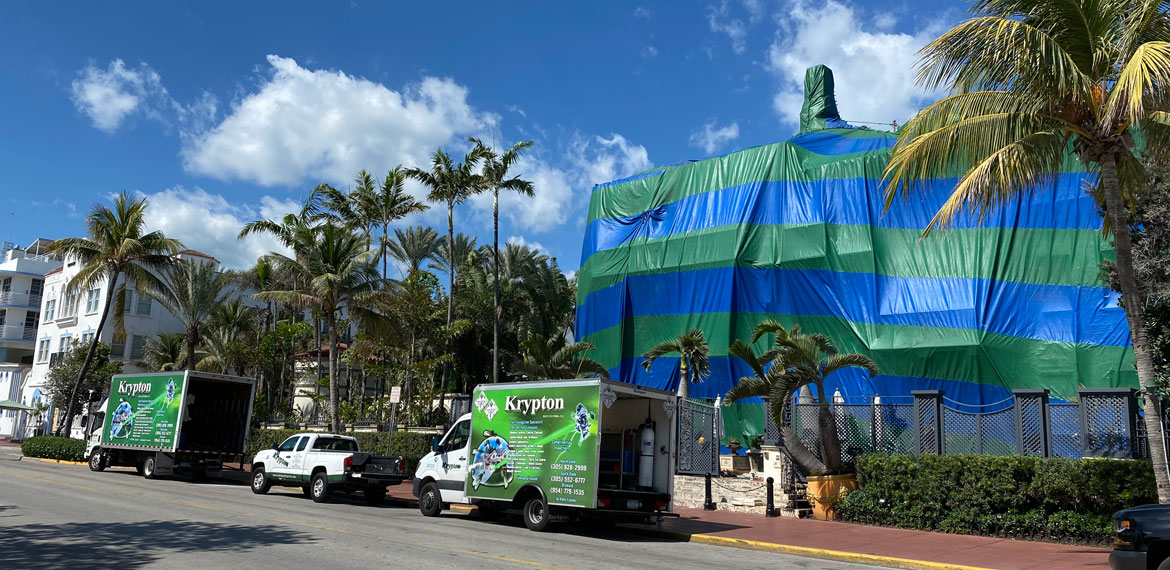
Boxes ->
[136,332,188,372]
[883,0,1170,501]
[512,332,609,380]
[141,258,236,369]
[255,222,385,432]
[387,225,442,275]
[46,192,182,435]
[641,329,711,399]
[725,321,877,475]
[367,167,428,279]
[470,138,535,383]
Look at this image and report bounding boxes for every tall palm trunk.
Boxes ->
[381,223,389,280]
[441,201,454,410]
[677,358,690,399]
[816,386,843,474]
[57,273,119,436]
[185,326,198,371]
[1100,153,1170,503]
[493,189,500,383]
[327,312,341,433]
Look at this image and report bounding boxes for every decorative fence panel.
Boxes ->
[677,397,719,475]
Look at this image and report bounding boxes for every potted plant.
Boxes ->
[726,437,743,453]
[724,320,877,520]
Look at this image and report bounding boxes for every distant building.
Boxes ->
[0,240,61,439]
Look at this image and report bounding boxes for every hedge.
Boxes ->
[21,436,86,462]
[247,428,434,473]
[837,454,1158,546]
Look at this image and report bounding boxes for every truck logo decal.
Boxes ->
[117,381,152,397]
[484,399,499,420]
[474,391,488,412]
[504,396,563,415]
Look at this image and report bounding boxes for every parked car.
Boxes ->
[1111,504,1170,569]
[250,433,407,504]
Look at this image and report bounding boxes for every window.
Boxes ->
[441,420,471,451]
[36,339,49,362]
[124,292,133,313]
[58,335,71,353]
[136,295,152,316]
[81,332,94,345]
[61,291,79,319]
[30,279,43,297]
[312,437,358,452]
[295,437,310,452]
[277,437,299,452]
[1,277,10,293]
[85,289,100,314]
[129,335,146,360]
[110,337,125,359]
[43,299,55,321]
[24,312,37,329]
[0,309,5,327]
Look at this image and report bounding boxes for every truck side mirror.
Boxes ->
[431,436,440,452]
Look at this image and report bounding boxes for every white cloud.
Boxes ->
[569,133,653,189]
[767,1,945,129]
[642,45,659,59]
[634,6,651,19]
[181,55,496,188]
[71,59,216,134]
[689,120,740,154]
[506,235,549,256]
[708,0,765,54]
[138,186,299,269]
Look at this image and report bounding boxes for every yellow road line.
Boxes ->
[3,467,568,570]
[34,458,87,466]
[665,532,996,570]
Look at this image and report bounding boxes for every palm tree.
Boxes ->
[46,192,182,435]
[512,332,609,380]
[430,233,479,290]
[471,138,535,383]
[641,329,711,399]
[368,167,428,279]
[406,147,486,395]
[725,321,877,475]
[387,225,441,275]
[882,0,1170,501]
[137,332,187,371]
[141,258,236,369]
[255,222,385,432]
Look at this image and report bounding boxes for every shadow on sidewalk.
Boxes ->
[0,520,315,569]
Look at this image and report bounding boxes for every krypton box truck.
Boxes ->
[413,378,677,531]
[85,371,256,480]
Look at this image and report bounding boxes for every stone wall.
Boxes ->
[672,447,809,517]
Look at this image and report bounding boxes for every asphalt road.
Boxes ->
[0,448,887,570]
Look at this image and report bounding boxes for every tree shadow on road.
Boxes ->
[0,520,315,569]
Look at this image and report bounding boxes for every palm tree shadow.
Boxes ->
[0,520,315,569]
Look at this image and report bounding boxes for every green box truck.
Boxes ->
[413,378,677,531]
[84,370,256,480]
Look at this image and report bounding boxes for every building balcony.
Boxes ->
[0,324,35,342]
[0,291,41,308]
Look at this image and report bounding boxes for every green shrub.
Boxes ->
[246,428,434,473]
[21,436,86,462]
[838,454,1156,546]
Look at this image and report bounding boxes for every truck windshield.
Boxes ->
[312,438,358,452]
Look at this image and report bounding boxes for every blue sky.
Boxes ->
[0,0,963,271]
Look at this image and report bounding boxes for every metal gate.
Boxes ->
[677,397,718,475]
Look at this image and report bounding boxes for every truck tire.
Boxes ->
[1158,556,1170,570]
[310,472,332,503]
[419,482,443,517]
[88,450,105,472]
[523,496,551,532]
[142,456,157,480]
[251,466,272,494]
[364,488,386,505]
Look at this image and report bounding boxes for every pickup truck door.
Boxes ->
[288,435,310,477]
[269,436,302,481]
[437,419,471,503]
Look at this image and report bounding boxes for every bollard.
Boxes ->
[704,473,716,511]
[765,477,777,517]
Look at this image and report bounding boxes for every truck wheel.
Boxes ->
[1158,556,1170,570]
[88,450,105,472]
[250,466,272,494]
[523,496,551,532]
[142,456,157,480]
[310,472,332,503]
[419,482,443,517]
[364,488,386,505]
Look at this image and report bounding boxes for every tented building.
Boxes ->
[575,66,1134,421]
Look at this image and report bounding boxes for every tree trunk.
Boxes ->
[186,326,198,371]
[780,425,829,474]
[327,313,341,433]
[381,223,388,280]
[677,358,689,399]
[440,200,454,413]
[817,398,843,474]
[1100,152,1170,503]
[493,189,500,383]
[57,273,120,437]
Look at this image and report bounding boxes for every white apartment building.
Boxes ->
[0,239,61,439]
[21,249,221,439]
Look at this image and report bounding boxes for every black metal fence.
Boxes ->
[772,387,1146,462]
[678,397,719,475]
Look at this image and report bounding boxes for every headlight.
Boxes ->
[1114,518,1132,534]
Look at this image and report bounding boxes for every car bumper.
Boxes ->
[1109,549,1145,570]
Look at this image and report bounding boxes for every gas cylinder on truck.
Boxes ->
[639,420,655,488]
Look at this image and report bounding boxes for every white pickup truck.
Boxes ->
[250,433,407,504]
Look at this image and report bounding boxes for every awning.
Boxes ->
[0,400,34,412]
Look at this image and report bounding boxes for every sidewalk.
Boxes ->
[383,485,1108,570]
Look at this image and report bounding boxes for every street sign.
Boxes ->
[389,386,401,403]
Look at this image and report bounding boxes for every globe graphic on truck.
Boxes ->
[110,398,133,439]
[470,431,512,490]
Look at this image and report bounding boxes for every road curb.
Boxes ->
[35,458,86,466]
[622,526,995,570]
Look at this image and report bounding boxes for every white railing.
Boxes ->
[0,291,42,307]
[0,324,35,341]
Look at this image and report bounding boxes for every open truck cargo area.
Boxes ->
[413,378,676,531]
[86,371,256,480]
